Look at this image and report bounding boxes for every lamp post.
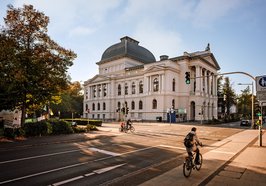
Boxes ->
[238,82,254,129]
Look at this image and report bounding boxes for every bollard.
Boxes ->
[259,125,262,146]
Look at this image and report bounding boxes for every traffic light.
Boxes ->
[126,107,129,114]
[185,72,190,84]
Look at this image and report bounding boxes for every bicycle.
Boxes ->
[119,122,135,133]
[183,147,203,177]
[125,125,135,133]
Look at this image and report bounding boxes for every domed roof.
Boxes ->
[100,36,156,64]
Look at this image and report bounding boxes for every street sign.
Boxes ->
[257,92,266,100]
[256,75,266,101]
[256,75,266,92]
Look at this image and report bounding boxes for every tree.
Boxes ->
[237,86,252,119]
[222,77,237,119]
[50,81,83,118]
[0,5,76,126]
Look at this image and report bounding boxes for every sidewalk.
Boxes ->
[140,129,266,186]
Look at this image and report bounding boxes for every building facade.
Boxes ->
[83,36,220,122]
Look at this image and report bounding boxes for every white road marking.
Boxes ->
[88,147,121,156]
[52,163,126,186]
[0,145,177,185]
[0,149,80,165]
[52,176,84,186]
[93,163,126,174]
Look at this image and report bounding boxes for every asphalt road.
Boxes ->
[0,122,245,186]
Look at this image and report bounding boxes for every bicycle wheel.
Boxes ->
[195,153,203,171]
[183,158,192,177]
[130,126,135,133]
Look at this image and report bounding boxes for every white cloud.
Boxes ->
[134,20,183,60]
[69,26,96,37]
[192,0,245,27]
[13,0,122,35]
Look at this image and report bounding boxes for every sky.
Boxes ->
[0,0,265,94]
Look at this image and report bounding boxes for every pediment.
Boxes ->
[198,53,220,70]
[88,75,110,83]
[144,65,167,73]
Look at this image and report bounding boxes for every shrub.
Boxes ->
[88,120,102,126]
[24,121,51,136]
[49,120,74,135]
[86,124,98,131]
[72,126,87,133]
[3,127,25,139]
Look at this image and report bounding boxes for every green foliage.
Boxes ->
[50,81,83,118]
[72,126,87,133]
[62,118,102,126]
[86,124,98,131]
[3,128,25,139]
[24,120,52,136]
[49,120,73,135]
[0,4,76,126]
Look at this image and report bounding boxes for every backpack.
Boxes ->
[184,132,194,148]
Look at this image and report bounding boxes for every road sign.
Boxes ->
[257,92,266,101]
[256,75,266,92]
[256,75,266,101]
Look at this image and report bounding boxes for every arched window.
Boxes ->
[118,84,121,96]
[139,100,143,110]
[92,103,95,110]
[98,85,101,97]
[139,81,143,93]
[117,102,121,109]
[125,83,128,95]
[131,101,135,110]
[103,102,106,110]
[97,103,100,110]
[152,99,157,109]
[172,79,175,91]
[132,82,136,94]
[172,99,175,109]
[153,78,159,92]
[103,84,107,97]
[93,86,96,97]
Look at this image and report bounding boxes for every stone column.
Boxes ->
[195,66,201,95]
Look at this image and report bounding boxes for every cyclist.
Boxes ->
[126,119,132,130]
[184,127,202,165]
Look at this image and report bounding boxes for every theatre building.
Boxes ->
[83,36,220,122]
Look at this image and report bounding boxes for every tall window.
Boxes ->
[97,103,100,110]
[125,83,128,95]
[172,79,175,91]
[103,102,106,110]
[139,100,143,110]
[172,99,175,109]
[152,99,157,109]
[92,103,95,110]
[97,85,101,97]
[153,78,159,92]
[103,84,107,97]
[131,101,135,110]
[93,86,96,97]
[118,84,121,95]
[132,82,136,94]
[117,102,121,109]
[139,81,143,93]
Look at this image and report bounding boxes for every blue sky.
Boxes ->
[0,0,265,94]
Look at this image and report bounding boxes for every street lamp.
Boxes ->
[238,82,254,128]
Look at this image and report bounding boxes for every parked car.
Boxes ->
[240,120,250,126]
